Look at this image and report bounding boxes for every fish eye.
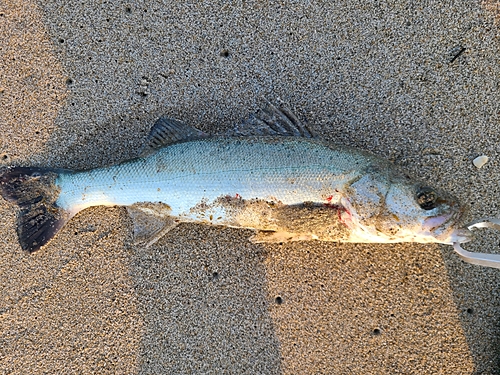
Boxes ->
[416,187,437,210]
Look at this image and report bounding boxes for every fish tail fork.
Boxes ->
[0,167,71,252]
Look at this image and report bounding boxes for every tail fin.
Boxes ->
[0,167,71,252]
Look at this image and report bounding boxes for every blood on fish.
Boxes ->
[337,206,351,225]
[322,196,350,226]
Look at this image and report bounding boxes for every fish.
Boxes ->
[0,101,474,257]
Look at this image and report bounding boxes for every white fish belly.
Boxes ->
[55,137,370,218]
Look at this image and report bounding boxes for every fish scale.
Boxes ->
[55,136,371,218]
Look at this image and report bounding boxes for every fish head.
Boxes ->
[340,167,470,244]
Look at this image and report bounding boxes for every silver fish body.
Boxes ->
[55,136,376,244]
[56,136,366,218]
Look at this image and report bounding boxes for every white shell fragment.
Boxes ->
[473,155,489,169]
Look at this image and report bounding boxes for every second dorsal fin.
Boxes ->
[140,117,207,157]
[231,98,316,138]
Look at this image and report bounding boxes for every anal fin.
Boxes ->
[126,202,178,247]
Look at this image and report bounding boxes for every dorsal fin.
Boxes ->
[231,98,316,138]
[140,117,207,157]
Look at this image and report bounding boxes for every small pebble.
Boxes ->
[473,155,489,169]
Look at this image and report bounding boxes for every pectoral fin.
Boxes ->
[126,202,178,247]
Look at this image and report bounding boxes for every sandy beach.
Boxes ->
[1,0,500,373]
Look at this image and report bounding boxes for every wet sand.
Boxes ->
[1,0,500,373]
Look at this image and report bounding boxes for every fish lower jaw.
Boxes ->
[438,228,474,245]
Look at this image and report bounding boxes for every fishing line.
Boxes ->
[452,218,500,269]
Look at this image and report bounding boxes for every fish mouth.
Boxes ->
[448,228,474,244]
